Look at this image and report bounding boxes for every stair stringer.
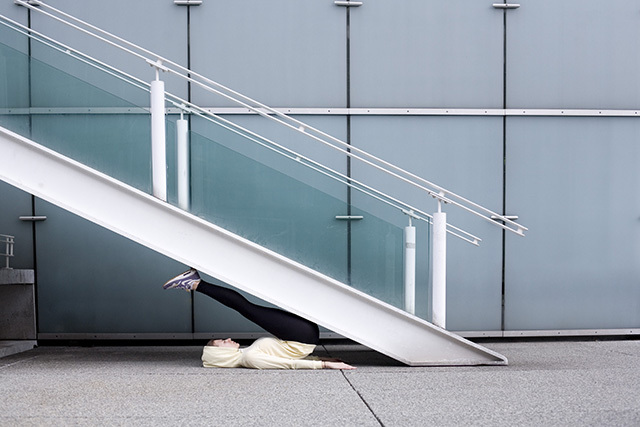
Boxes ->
[0,126,507,366]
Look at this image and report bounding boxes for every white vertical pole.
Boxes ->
[432,201,447,329]
[404,222,416,315]
[176,114,190,211]
[150,77,167,201]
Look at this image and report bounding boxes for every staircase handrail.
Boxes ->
[0,14,481,245]
[10,0,527,238]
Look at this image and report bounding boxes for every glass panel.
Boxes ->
[31,114,152,194]
[12,39,155,194]
[349,203,407,310]
[0,40,30,136]
[189,121,349,285]
[0,41,29,109]
[505,117,640,330]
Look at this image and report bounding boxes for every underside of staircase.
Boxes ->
[0,125,507,366]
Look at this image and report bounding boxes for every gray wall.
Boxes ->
[1,0,638,338]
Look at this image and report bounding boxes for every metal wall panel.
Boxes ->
[350,116,504,330]
[0,182,34,270]
[507,0,640,109]
[35,200,191,334]
[190,0,346,108]
[30,0,188,103]
[505,117,640,330]
[0,1,28,52]
[350,0,504,108]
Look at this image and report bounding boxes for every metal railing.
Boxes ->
[0,10,479,246]
[7,0,527,239]
[1,234,14,269]
[2,0,528,326]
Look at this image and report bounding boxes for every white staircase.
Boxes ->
[0,125,507,366]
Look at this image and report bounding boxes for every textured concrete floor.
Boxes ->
[1,339,639,426]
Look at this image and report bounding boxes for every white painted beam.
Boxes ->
[0,126,507,366]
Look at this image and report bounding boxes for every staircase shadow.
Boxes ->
[319,341,406,367]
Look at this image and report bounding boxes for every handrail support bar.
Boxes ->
[432,209,447,329]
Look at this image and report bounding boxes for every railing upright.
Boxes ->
[150,65,167,201]
[432,200,447,329]
[403,218,416,315]
[176,109,190,211]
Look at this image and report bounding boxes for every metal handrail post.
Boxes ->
[404,217,416,315]
[176,110,190,211]
[150,67,167,201]
[431,200,447,329]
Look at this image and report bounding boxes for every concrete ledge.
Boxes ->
[0,269,35,285]
[0,269,36,340]
[0,340,37,358]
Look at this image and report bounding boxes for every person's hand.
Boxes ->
[319,357,345,363]
[324,361,356,370]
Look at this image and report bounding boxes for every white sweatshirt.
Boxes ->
[202,337,323,370]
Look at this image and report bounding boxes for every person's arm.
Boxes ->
[243,352,356,370]
[243,352,323,370]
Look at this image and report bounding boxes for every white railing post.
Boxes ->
[432,199,447,329]
[150,66,167,201]
[176,110,190,211]
[404,217,416,315]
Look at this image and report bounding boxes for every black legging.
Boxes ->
[196,281,320,345]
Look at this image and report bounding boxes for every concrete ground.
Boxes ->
[1,339,639,426]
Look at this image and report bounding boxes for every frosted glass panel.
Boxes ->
[26,45,153,193]
[189,124,349,285]
[0,41,30,136]
[0,42,29,109]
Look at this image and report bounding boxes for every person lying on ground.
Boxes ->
[163,268,356,371]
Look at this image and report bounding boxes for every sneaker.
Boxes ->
[163,268,201,291]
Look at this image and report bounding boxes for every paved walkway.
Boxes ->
[1,339,639,426]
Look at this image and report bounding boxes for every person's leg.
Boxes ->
[196,280,320,345]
